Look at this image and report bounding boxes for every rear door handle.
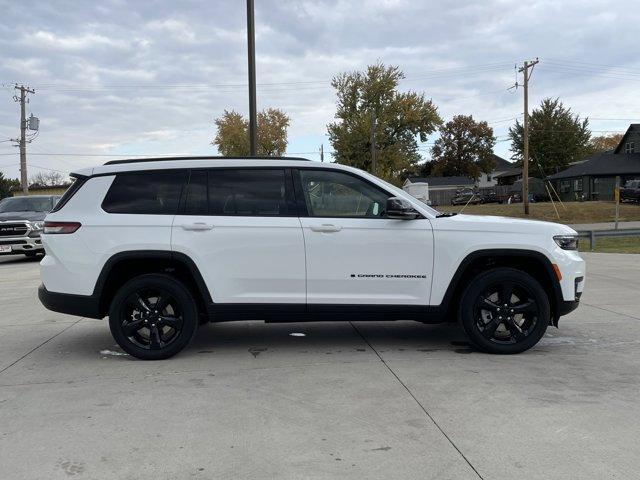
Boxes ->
[310,224,342,233]
[181,222,214,231]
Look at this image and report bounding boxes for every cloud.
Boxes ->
[20,30,130,51]
[0,0,639,177]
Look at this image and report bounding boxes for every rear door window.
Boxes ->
[102,170,187,215]
[182,168,291,216]
[183,170,209,215]
[210,169,289,216]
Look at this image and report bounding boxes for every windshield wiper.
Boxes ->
[436,212,457,218]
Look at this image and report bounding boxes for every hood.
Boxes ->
[0,211,47,222]
[432,214,576,235]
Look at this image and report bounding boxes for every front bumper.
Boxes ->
[0,235,44,254]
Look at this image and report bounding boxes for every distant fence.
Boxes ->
[576,228,640,251]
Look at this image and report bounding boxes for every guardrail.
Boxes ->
[576,228,640,251]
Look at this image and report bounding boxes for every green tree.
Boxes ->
[587,133,624,154]
[0,173,20,200]
[430,115,496,180]
[213,108,290,156]
[327,63,442,184]
[509,98,591,173]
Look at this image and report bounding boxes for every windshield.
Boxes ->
[0,196,54,213]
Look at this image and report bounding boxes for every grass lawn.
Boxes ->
[579,236,640,254]
[436,201,640,224]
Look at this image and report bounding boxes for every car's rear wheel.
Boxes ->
[459,268,550,354]
[109,274,198,360]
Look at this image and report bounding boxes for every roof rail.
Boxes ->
[103,156,312,166]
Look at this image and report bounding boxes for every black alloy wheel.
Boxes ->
[109,274,198,360]
[459,268,550,354]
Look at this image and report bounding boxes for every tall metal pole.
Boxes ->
[246,0,258,156]
[522,61,530,215]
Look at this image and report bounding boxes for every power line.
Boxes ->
[9,61,518,93]
[545,58,640,75]
[0,162,67,173]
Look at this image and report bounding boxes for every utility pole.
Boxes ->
[319,144,324,162]
[13,85,35,195]
[518,58,539,215]
[246,0,258,156]
[370,110,377,175]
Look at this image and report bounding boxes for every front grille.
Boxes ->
[0,239,26,245]
[0,223,28,237]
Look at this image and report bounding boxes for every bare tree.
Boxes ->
[29,171,70,187]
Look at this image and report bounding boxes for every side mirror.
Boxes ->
[386,197,419,220]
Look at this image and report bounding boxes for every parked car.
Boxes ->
[450,188,482,205]
[38,157,585,359]
[621,180,640,203]
[480,190,500,204]
[0,195,60,257]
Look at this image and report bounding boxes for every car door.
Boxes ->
[171,168,306,304]
[295,168,434,306]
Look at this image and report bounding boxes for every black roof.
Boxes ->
[547,151,640,180]
[491,154,513,171]
[613,124,640,154]
[495,168,522,178]
[406,176,475,186]
[104,155,312,165]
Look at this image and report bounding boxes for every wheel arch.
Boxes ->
[94,250,212,318]
[441,249,563,325]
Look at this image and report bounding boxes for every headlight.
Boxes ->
[554,234,578,250]
[30,221,44,231]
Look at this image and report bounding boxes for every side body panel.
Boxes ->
[430,215,585,304]
[171,215,306,303]
[41,175,174,295]
[299,217,433,305]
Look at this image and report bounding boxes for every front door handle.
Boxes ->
[310,224,342,233]
[181,222,214,231]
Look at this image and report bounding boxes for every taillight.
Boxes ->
[43,222,82,234]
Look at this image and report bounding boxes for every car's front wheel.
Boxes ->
[109,274,198,360]
[459,268,550,354]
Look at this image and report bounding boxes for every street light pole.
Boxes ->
[246,0,258,157]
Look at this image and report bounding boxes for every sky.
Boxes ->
[1,0,639,180]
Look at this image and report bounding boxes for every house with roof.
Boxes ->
[10,183,71,197]
[404,154,513,191]
[548,124,640,201]
[477,154,515,187]
[403,154,514,205]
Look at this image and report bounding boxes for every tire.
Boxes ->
[108,274,199,360]
[459,267,550,354]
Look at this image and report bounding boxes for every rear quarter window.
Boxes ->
[102,170,187,215]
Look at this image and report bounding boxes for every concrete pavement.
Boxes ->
[0,253,639,479]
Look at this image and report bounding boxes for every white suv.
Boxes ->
[38,157,585,359]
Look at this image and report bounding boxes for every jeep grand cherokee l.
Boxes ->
[38,157,585,359]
